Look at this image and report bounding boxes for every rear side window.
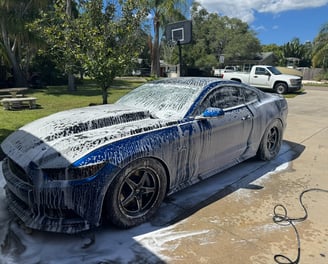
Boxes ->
[244,89,259,103]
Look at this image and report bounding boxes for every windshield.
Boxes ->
[267,66,282,75]
[116,81,203,119]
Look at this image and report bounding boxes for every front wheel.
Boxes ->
[274,82,288,94]
[104,158,167,228]
[257,120,283,161]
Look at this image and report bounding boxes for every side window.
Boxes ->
[244,88,259,103]
[255,67,266,75]
[196,86,245,115]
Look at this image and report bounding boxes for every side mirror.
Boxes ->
[265,71,271,76]
[196,107,224,120]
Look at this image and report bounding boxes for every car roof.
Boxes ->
[152,77,238,89]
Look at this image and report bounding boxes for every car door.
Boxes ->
[250,66,271,88]
[183,85,254,181]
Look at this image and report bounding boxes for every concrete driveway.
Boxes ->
[1,86,327,264]
[152,86,328,264]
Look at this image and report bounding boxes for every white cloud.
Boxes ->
[198,0,328,23]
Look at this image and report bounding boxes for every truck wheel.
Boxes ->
[274,83,287,94]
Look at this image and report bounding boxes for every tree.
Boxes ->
[281,38,312,67]
[30,0,80,91]
[145,0,187,77]
[312,23,328,69]
[183,2,261,72]
[0,0,47,87]
[31,0,146,104]
[77,0,146,103]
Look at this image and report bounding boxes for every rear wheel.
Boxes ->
[105,158,167,228]
[257,120,283,161]
[274,82,287,94]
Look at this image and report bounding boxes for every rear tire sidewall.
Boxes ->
[105,158,167,228]
[257,120,283,161]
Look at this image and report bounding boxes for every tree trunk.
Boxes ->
[67,72,76,91]
[66,0,76,91]
[151,14,161,77]
[102,87,108,104]
[1,20,27,87]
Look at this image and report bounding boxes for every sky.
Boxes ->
[197,0,328,45]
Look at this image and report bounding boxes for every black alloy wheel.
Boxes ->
[105,158,167,228]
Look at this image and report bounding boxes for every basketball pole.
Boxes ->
[178,40,182,76]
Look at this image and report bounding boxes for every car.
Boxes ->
[1,77,288,233]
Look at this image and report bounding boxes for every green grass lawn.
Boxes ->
[0,78,145,150]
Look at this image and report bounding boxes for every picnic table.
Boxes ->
[0,87,38,110]
[0,87,28,98]
[1,97,37,110]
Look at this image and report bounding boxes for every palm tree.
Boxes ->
[146,0,187,77]
[312,23,328,69]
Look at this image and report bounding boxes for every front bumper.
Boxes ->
[288,78,303,92]
[288,84,302,92]
[2,158,116,233]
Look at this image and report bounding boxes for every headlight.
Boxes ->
[290,79,300,85]
[44,162,106,181]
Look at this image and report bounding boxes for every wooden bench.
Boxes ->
[1,97,37,110]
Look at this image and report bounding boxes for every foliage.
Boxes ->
[312,22,328,69]
[181,2,261,71]
[30,0,146,104]
[262,38,312,67]
[29,52,67,85]
[281,38,312,67]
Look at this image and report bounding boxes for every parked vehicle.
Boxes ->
[1,77,288,233]
[222,65,302,94]
[213,65,240,78]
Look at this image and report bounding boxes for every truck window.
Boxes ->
[255,67,267,75]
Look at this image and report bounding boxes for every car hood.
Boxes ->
[1,104,177,169]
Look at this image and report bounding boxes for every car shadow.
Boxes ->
[0,140,305,263]
[151,139,304,226]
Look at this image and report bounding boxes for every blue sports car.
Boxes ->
[1,77,288,233]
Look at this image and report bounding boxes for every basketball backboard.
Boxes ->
[165,20,192,45]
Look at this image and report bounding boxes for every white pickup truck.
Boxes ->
[221,65,302,94]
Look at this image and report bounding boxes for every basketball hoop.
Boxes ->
[163,40,177,64]
[164,20,192,76]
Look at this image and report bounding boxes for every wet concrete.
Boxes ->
[1,87,328,264]
[153,87,328,263]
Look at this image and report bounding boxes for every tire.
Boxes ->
[257,120,283,161]
[105,158,167,228]
[274,82,287,94]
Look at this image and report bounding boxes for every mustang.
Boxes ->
[1,77,288,233]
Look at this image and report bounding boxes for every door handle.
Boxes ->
[242,115,251,120]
